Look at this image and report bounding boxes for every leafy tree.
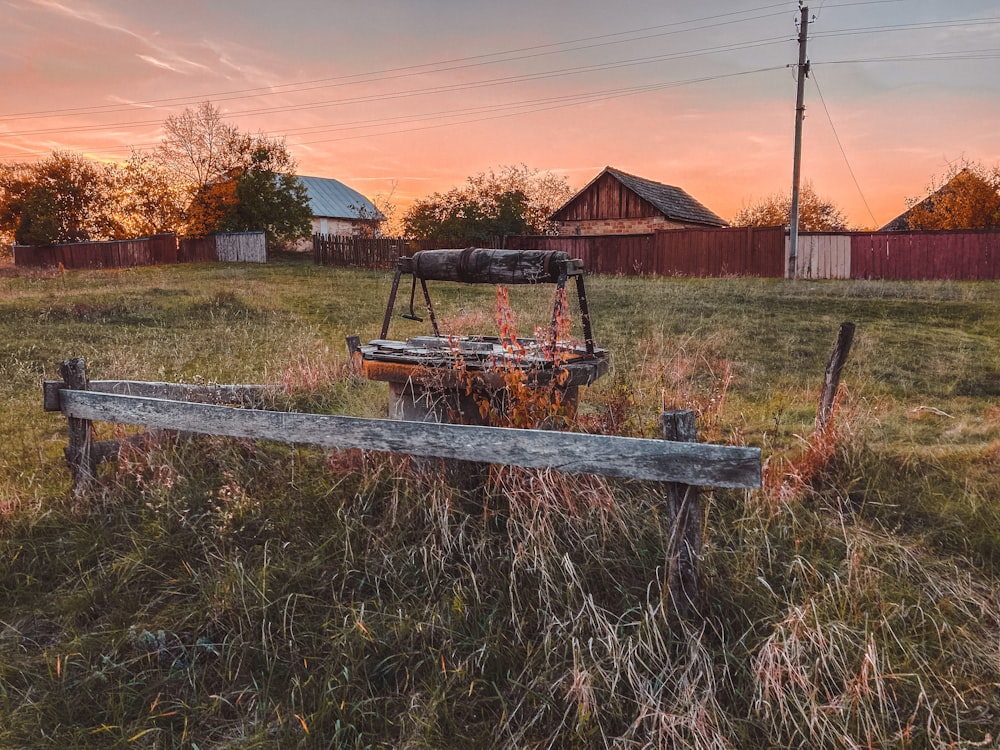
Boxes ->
[903,161,1000,230]
[0,151,117,245]
[14,185,61,245]
[402,165,573,243]
[219,164,312,247]
[105,150,185,238]
[731,181,850,231]
[154,102,310,244]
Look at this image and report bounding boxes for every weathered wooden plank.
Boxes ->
[817,322,856,431]
[44,379,276,411]
[60,358,95,492]
[60,391,762,488]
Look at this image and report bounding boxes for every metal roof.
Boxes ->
[297,175,385,221]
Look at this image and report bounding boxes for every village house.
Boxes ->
[298,175,385,237]
[549,166,727,236]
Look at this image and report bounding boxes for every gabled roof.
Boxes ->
[552,167,728,227]
[298,175,385,221]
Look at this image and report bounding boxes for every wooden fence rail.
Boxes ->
[46,358,761,611]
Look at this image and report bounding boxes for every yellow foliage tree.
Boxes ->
[903,163,1000,230]
[731,181,850,231]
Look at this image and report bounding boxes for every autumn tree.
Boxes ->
[731,181,850,231]
[106,150,185,239]
[902,161,1000,230]
[403,165,573,243]
[0,152,117,245]
[217,157,312,247]
[154,102,310,245]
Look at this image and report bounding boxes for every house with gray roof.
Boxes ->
[298,175,386,237]
[549,166,727,235]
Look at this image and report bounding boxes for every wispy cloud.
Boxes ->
[136,54,186,75]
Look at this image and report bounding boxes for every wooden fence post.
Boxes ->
[60,357,96,494]
[817,322,856,432]
[661,409,701,614]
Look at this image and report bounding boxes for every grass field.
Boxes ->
[1,253,999,748]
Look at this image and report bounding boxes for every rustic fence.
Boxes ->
[14,231,267,269]
[45,358,761,610]
[313,235,505,269]
[510,228,1000,281]
[849,230,1000,280]
[179,232,267,263]
[313,235,412,268]
[14,233,178,270]
[507,227,786,277]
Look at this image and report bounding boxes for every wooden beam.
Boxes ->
[59,390,761,489]
[44,380,275,411]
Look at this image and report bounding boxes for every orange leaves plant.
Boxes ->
[466,285,575,429]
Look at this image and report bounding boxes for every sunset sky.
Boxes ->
[2,0,998,228]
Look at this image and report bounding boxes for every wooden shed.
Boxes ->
[550,166,727,236]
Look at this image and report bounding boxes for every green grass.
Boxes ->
[2,254,1000,747]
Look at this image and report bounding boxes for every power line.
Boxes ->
[292,67,788,148]
[811,15,1000,39]
[1,3,793,122]
[0,35,792,140]
[0,66,787,161]
[816,48,1000,64]
[809,70,877,227]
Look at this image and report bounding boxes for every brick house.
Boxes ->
[550,166,727,235]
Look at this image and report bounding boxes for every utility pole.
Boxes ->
[788,3,810,280]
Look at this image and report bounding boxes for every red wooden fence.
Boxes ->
[14,232,267,269]
[14,233,177,270]
[851,231,1000,280]
[507,227,785,277]
[312,235,503,269]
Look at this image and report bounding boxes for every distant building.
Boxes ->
[298,175,385,237]
[549,166,727,236]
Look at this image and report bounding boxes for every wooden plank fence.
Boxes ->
[45,358,761,611]
[509,228,1000,280]
[507,227,786,277]
[313,235,505,269]
[850,230,1000,280]
[313,235,412,268]
[14,233,178,270]
[178,232,267,263]
[15,232,267,269]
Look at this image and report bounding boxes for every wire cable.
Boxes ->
[809,70,878,227]
[1,3,793,121]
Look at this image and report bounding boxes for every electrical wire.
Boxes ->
[809,70,878,227]
[0,34,792,140]
[0,66,787,161]
[1,3,794,121]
